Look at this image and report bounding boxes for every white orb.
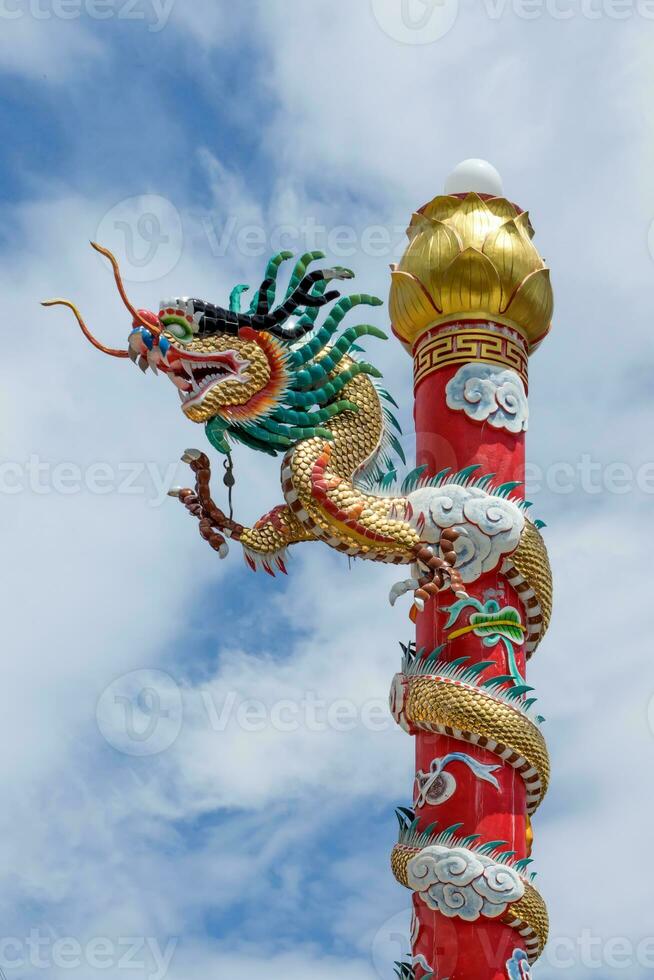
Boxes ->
[444,159,504,196]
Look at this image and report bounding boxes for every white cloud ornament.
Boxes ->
[407,845,525,922]
[406,484,525,583]
[446,363,529,433]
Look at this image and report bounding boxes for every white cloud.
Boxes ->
[165,946,378,980]
[0,179,410,977]
[166,0,250,47]
[0,15,103,80]
[3,5,654,978]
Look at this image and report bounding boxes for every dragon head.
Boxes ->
[44,244,390,458]
[130,305,285,420]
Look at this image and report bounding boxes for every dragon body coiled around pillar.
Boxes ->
[46,246,553,973]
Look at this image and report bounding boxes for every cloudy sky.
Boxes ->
[1,1,653,977]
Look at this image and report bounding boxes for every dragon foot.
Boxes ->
[169,449,243,558]
[171,450,311,570]
[390,528,469,619]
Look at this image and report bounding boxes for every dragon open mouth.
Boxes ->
[125,321,253,414]
[167,353,249,406]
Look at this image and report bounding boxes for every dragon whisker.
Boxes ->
[90,241,160,334]
[40,298,129,358]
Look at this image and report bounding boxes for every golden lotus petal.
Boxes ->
[484,198,522,223]
[400,216,462,275]
[516,210,536,241]
[445,193,504,251]
[406,212,424,241]
[421,195,522,228]
[399,216,461,310]
[419,195,466,224]
[407,211,436,241]
[505,267,554,344]
[483,219,544,312]
[439,247,503,315]
[513,212,536,247]
[389,270,441,344]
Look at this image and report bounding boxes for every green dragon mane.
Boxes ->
[205,251,406,477]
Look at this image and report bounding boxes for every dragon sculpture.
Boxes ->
[45,239,552,969]
[45,244,550,619]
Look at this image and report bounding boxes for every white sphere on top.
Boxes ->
[444,159,504,197]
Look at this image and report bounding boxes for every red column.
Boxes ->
[411,321,530,980]
[387,175,553,980]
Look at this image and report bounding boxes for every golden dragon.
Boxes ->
[45,242,553,962]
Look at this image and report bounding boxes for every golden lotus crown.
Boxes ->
[390,192,553,352]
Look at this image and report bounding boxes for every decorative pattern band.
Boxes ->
[414,325,529,390]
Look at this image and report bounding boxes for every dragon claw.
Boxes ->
[173,452,243,560]
[389,577,420,607]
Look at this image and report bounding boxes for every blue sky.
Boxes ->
[1,2,654,978]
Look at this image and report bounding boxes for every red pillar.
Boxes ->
[413,323,529,979]
[388,171,553,980]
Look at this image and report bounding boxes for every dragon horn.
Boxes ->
[90,242,161,335]
[41,298,129,358]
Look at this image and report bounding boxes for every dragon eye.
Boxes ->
[163,319,193,343]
